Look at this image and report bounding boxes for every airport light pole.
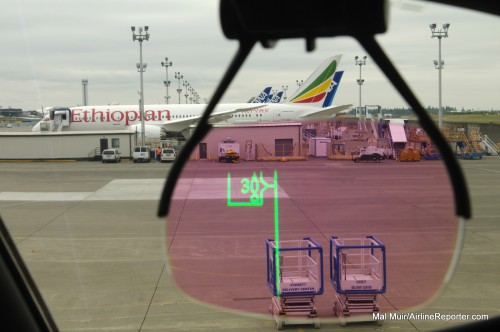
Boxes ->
[183,81,189,104]
[131,25,150,146]
[161,57,172,104]
[355,55,367,118]
[282,85,288,101]
[175,72,183,103]
[188,86,193,104]
[430,23,450,129]
[193,91,200,104]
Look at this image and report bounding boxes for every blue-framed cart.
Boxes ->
[266,238,324,329]
[329,236,386,326]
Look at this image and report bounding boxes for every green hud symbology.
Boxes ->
[227,170,281,296]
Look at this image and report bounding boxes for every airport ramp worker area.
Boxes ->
[0,157,498,331]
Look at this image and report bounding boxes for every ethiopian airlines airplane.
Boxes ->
[32,55,352,140]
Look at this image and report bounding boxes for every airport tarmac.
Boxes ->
[0,157,499,331]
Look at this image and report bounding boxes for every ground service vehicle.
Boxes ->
[218,142,240,162]
[132,146,151,163]
[161,148,176,162]
[353,147,385,163]
[101,149,121,163]
[219,149,239,162]
[353,153,384,163]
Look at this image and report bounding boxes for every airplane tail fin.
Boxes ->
[286,54,342,107]
[322,70,344,108]
[252,86,272,103]
[271,91,283,103]
[265,93,273,103]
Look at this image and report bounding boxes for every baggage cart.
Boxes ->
[329,236,386,326]
[266,238,324,329]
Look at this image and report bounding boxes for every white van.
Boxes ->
[133,146,151,163]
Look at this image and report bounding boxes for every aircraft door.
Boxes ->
[53,114,61,126]
[51,108,71,128]
[273,110,282,122]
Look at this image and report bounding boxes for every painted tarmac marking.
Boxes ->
[474,167,500,173]
[0,178,288,201]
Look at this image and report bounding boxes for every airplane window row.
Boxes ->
[231,114,263,117]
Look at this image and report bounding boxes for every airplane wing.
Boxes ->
[161,104,267,132]
[208,105,267,123]
[159,117,199,132]
[299,104,353,119]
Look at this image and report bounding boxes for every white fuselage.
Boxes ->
[32,103,328,136]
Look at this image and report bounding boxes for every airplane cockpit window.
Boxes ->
[0,0,499,331]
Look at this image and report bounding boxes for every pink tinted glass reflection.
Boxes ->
[165,121,457,316]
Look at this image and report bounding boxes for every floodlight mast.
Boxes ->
[183,81,189,104]
[131,26,150,146]
[355,55,367,118]
[175,72,183,104]
[430,23,450,129]
[161,57,173,104]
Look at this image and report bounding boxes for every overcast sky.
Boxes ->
[1,0,499,111]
